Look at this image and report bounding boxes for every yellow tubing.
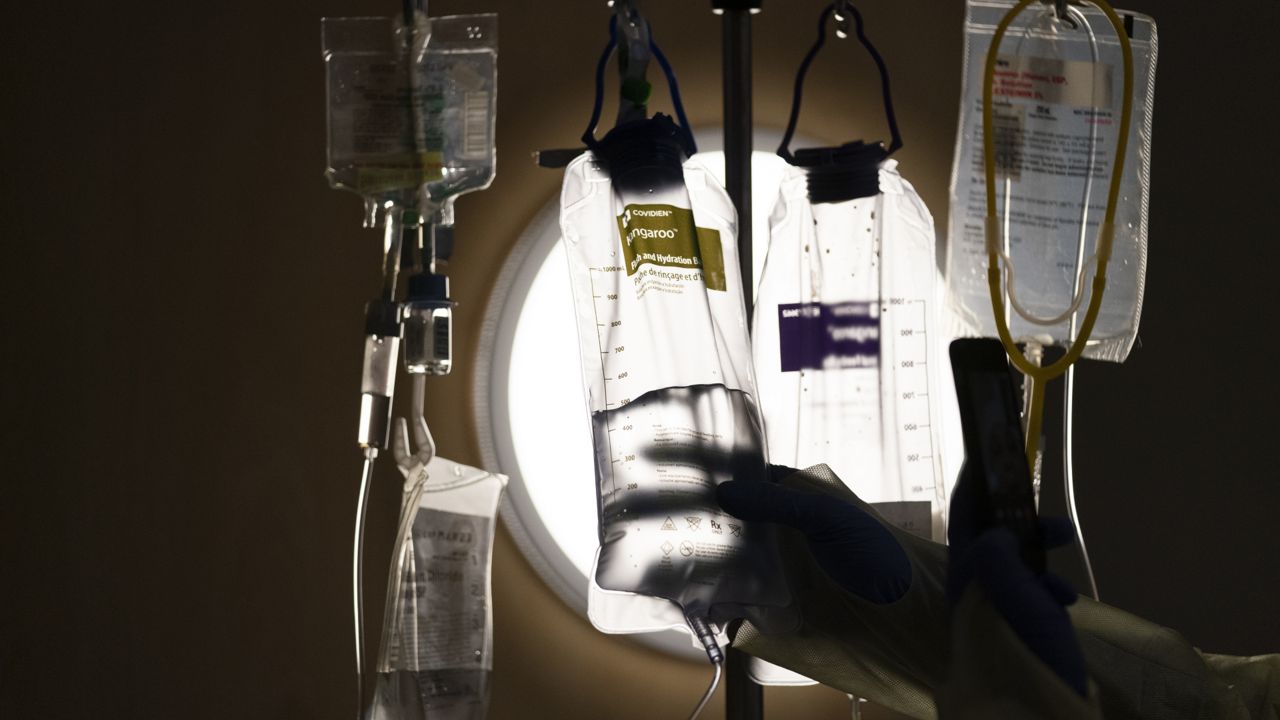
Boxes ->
[982,0,1134,460]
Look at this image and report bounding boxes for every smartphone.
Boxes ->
[949,338,1045,574]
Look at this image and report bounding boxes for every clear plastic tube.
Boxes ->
[688,661,723,720]
[379,480,429,669]
[353,449,377,716]
[1060,6,1102,602]
[998,4,1102,328]
[1063,365,1100,599]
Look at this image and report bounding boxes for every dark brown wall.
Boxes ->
[3,1,1278,718]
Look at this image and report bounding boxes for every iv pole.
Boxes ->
[711,2,762,718]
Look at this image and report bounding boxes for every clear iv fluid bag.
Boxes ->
[755,161,947,539]
[946,1,1157,362]
[369,457,506,720]
[323,13,497,211]
[560,142,789,628]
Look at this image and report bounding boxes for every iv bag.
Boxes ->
[369,456,507,720]
[754,160,948,541]
[946,0,1157,362]
[560,117,790,637]
[322,13,497,215]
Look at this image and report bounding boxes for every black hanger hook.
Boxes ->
[582,13,696,156]
[777,1,902,163]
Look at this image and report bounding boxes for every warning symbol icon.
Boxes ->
[686,516,702,531]
[661,541,674,556]
[728,523,742,537]
[679,541,695,557]
[660,516,677,531]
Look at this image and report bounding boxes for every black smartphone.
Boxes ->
[949,338,1045,574]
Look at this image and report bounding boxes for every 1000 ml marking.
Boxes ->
[891,299,939,499]
[587,265,629,491]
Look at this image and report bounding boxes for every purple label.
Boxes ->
[777,301,880,372]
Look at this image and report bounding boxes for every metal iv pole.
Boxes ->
[711,2,763,718]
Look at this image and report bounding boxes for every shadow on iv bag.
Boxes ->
[590,384,794,630]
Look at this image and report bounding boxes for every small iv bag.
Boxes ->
[368,456,507,720]
[323,12,497,379]
[946,0,1157,362]
[322,12,497,218]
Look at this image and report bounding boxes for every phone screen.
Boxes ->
[971,371,1034,506]
[950,338,1044,574]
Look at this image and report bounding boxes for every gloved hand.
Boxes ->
[716,464,911,604]
[947,463,1088,697]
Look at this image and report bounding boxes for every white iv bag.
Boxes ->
[755,160,948,541]
[946,0,1157,361]
[560,115,790,640]
[746,3,952,684]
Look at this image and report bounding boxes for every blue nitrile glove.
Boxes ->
[716,464,912,604]
[947,462,1088,697]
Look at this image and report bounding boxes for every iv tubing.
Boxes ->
[353,449,376,714]
[1064,365,1100,598]
[1059,7,1103,600]
[375,374,434,674]
[374,468,428,674]
[688,660,723,720]
[683,615,724,719]
[353,204,409,712]
[999,5,1103,328]
[982,0,1134,468]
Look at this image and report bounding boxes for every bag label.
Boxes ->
[386,508,493,671]
[777,301,879,372]
[616,204,725,292]
[992,55,1113,109]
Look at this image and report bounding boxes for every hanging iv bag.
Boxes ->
[755,1,948,542]
[560,26,790,645]
[368,456,507,720]
[749,2,949,687]
[946,0,1157,361]
[323,12,497,217]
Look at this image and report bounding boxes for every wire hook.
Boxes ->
[832,1,854,39]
